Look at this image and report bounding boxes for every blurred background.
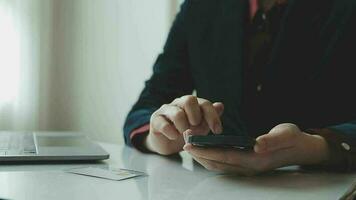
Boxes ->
[0,0,182,144]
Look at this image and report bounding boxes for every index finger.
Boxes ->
[172,96,202,126]
[198,99,222,134]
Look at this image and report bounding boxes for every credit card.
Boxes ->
[66,167,146,181]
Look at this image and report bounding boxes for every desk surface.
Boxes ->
[0,142,355,200]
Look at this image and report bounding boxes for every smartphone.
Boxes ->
[187,135,256,150]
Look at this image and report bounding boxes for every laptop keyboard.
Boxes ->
[0,132,37,155]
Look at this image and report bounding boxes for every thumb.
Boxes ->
[213,102,224,116]
[254,126,298,153]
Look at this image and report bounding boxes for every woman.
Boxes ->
[124,0,356,175]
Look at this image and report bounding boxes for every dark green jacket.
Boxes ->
[124,0,356,171]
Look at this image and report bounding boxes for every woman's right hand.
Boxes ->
[144,95,224,155]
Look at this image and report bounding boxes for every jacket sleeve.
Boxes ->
[326,122,356,171]
[306,121,356,171]
[300,3,356,172]
[123,1,194,146]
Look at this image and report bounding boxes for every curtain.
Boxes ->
[0,0,179,142]
[0,0,52,131]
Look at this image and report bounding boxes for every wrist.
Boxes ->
[303,132,330,164]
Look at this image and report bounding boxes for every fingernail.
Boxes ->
[183,129,194,143]
[255,145,264,153]
[183,144,192,151]
[183,131,188,143]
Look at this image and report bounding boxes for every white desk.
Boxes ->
[0,142,355,200]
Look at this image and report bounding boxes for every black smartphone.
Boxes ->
[187,135,256,150]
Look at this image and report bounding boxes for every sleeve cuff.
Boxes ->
[130,124,150,140]
[123,108,156,146]
[130,124,152,153]
[304,128,354,171]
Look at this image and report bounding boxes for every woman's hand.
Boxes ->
[144,95,224,155]
[184,123,330,176]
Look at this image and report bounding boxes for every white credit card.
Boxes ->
[65,167,146,181]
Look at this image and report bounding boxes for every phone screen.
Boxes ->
[187,135,256,150]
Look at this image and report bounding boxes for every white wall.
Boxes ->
[45,0,178,144]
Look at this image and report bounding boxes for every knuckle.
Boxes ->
[172,98,181,104]
[160,104,169,110]
[285,123,297,128]
[200,100,212,107]
[150,112,160,123]
[172,109,185,121]
[182,95,197,105]
[285,128,299,139]
[161,123,172,133]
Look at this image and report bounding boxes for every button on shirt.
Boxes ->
[342,143,351,151]
[243,0,288,137]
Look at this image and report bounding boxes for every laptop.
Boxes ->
[0,131,109,162]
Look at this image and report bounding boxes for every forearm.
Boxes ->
[123,0,194,147]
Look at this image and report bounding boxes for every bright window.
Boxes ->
[0,2,20,104]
